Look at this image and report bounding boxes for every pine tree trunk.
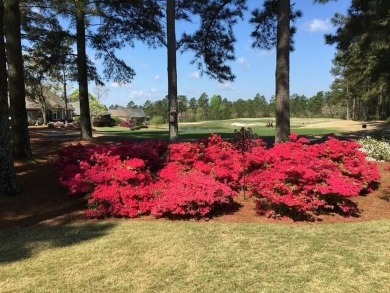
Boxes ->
[0,0,18,196]
[346,83,350,120]
[4,0,33,160]
[376,84,383,120]
[275,0,291,144]
[76,2,93,140]
[63,70,68,123]
[42,97,47,125]
[166,0,178,143]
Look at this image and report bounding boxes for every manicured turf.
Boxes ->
[1,220,389,292]
[94,118,338,141]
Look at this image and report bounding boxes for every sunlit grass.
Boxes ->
[0,220,389,292]
[94,118,339,141]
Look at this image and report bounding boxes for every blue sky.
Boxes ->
[86,1,350,107]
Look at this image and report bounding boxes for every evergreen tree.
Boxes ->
[23,33,78,125]
[253,93,269,117]
[178,95,188,122]
[4,0,33,160]
[0,0,18,195]
[250,0,301,143]
[275,0,291,143]
[162,0,246,141]
[197,92,210,120]
[188,97,197,113]
[290,94,308,117]
[210,94,223,120]
[220,98,232,120]
[44,0,163,139]
[326,0,390,119]
[166,0,178,141]
[308,91,325,117]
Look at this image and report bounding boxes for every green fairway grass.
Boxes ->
[94,118,338,141]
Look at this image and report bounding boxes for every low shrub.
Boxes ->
[48,121,65,128]
[168,134,246,191]
[84,157,154,219]
[108,116,120,126]
[119,121,134,128]
[247,135,380,219]
[151,167,237,218]
[57,140,168,196]
[57,134,380,220]
[358,136,390,161]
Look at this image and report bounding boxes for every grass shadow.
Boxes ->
[0,160,82,228]
[0,222,116,263]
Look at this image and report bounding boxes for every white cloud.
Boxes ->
[110,82,123,89]
[153,75,161,81]
[237,57,251,70]
[218,82,235,91]
[303,18,332,33]
[129,88,162,99]
[130,90,146,98]
[190,71,201,79]
[109,82,121,88]
[109,82,131,89]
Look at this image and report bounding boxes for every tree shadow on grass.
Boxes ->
[0,160,84,229]
[0,222,116,263]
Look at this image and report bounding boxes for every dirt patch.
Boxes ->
[301,119,386,132]
[1,125,390,229]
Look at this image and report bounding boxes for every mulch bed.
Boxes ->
[1,126,390,229]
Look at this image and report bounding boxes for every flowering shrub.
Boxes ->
[57,140,168,187]
[56,134,380,220]
[151,166,237,218]
[168,134,246,190]
[358,136,390,161]
[247,135,380,219]
[84,157,154,218]
[120,121,134,128]
[48,121,65,128]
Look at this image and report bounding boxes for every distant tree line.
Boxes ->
[326,0,390,120]
[112,90,344,123]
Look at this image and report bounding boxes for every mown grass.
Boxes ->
[1,220,389,292]
[94,118,338,141]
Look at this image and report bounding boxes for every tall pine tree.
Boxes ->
[250,0,301,143]
[0,0,18,196]
[163,0,246,141]
[4,0,33,159]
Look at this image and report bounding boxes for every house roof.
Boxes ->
[108,109,129,117]
[128,108,146,118]
[25,99,40,109]
[26,88,75,111]
[108,108,146,118]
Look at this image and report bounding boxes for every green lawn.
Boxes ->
[1,220,389,292]
[95,118,338,141]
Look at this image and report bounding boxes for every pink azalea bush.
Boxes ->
[247,134,380,219]
[168,134,247,191]
[151,165,237,218]
[57,140,168,194]
[56,134,380,220]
